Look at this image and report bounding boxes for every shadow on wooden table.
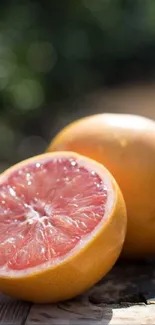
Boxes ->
[88,258,155,306]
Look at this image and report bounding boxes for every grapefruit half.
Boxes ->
[0,152,126,303]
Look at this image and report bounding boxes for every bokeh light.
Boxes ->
[0,0,155,168]
[10,79,44,110]
[28,42,57,72]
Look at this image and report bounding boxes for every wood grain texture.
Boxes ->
[0,293,31,325]
[26,259,155,325]
[110,305,155,324]
[26,304,155,325]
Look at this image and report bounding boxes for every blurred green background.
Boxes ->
[1,0,155,170]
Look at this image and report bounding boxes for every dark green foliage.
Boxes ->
[0,0,155,168]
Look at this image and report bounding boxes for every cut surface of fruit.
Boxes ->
[0,152,126,303]
[0,156,110,272]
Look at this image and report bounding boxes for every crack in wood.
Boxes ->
[21,304,32,325]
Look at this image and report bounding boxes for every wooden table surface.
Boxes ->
[0,259,155,325]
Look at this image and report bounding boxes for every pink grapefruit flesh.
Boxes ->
[0,156,108,271]
[0,152,126,303]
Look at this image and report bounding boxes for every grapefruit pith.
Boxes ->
[0,152,126,303]
[48,114,155,258]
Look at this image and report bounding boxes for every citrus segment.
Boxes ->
[0,152,126,302]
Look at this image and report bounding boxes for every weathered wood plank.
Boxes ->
[26,260,155,325]
[26,300,111,325]
[111,305,155,324]
[26,303,155,325]
[0,293,31,325]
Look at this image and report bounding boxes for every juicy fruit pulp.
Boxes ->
[0,157,107,272]
[0,152,126,303]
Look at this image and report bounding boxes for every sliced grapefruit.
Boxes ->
[0,152,126,303]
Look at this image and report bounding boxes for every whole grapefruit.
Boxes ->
[48,114,155,258]
[0,151,126,303]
